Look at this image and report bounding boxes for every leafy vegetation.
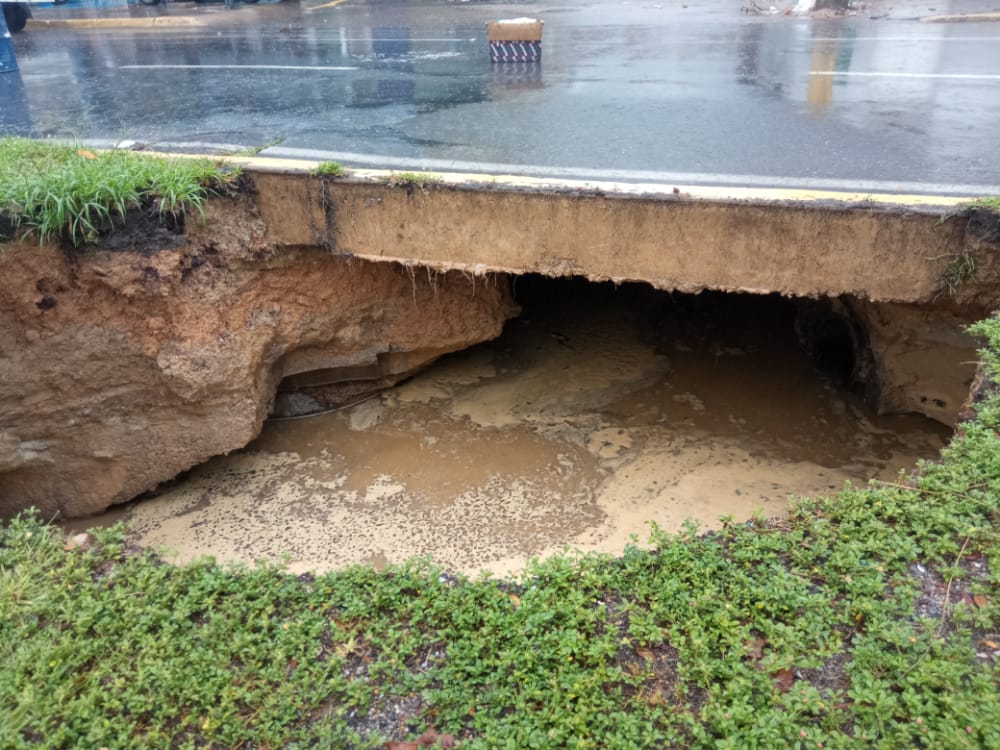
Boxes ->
[3,325,1000,748]
[312,161,346,177]
[0,137,236,247]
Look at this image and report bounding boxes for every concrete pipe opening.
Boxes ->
[793,299,869,392]
[811,317,858,384]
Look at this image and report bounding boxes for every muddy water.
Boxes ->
[82,283,950,578]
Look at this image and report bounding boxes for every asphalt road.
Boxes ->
[3,0,1000,194]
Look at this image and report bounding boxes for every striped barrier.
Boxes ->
[489,39,541,63]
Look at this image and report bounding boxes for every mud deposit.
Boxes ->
[75,281,950,577]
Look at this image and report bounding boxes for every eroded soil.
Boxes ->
[70,283,950,577]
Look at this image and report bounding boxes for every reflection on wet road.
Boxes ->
[82,284,950,577]
[5,0,1000,191]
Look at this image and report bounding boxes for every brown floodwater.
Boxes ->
[67,280,950,577]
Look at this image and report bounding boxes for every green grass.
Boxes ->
[0,137,237,247]
[942,250,977,297]
[230,136,286,157]
[388,171,442,189]
[3,327,1000,748]
[968,196,1000,212]
[312,161,346,177]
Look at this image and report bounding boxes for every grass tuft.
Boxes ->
[0,137,238,247]
[312,161,345,178]
[942,250,977,297]
[388,171,442,189]
[230,135,285,157]
[968,196,1000,213]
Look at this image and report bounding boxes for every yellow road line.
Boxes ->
[140,152,977,210]
[308,0,350,10]
[921,12,1000,23]
[28,16,203,29]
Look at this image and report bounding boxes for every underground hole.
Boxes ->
[811,317,857,384]
[65,276,953,577]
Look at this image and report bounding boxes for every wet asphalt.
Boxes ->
[3,0,1000,193]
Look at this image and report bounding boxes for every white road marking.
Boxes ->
[810,37,1000,42]
[120,64,359,72]
[810,71,1000,80]
[337,38,471,42]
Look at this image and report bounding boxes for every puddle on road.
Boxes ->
[81,281,950,578]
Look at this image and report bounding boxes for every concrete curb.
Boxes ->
[920,11,1000,23]
[140,151,977,211]
[27,16,203,29]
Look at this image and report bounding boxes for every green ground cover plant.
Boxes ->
[4,312,1000,748]
[0,137,235,247]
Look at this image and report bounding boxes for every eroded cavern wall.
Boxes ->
[0,197,518,519]
[845,300,980,427]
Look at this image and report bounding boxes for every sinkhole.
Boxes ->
[75,275,957,576]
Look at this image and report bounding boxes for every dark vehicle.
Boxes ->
[2,3,32,33]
